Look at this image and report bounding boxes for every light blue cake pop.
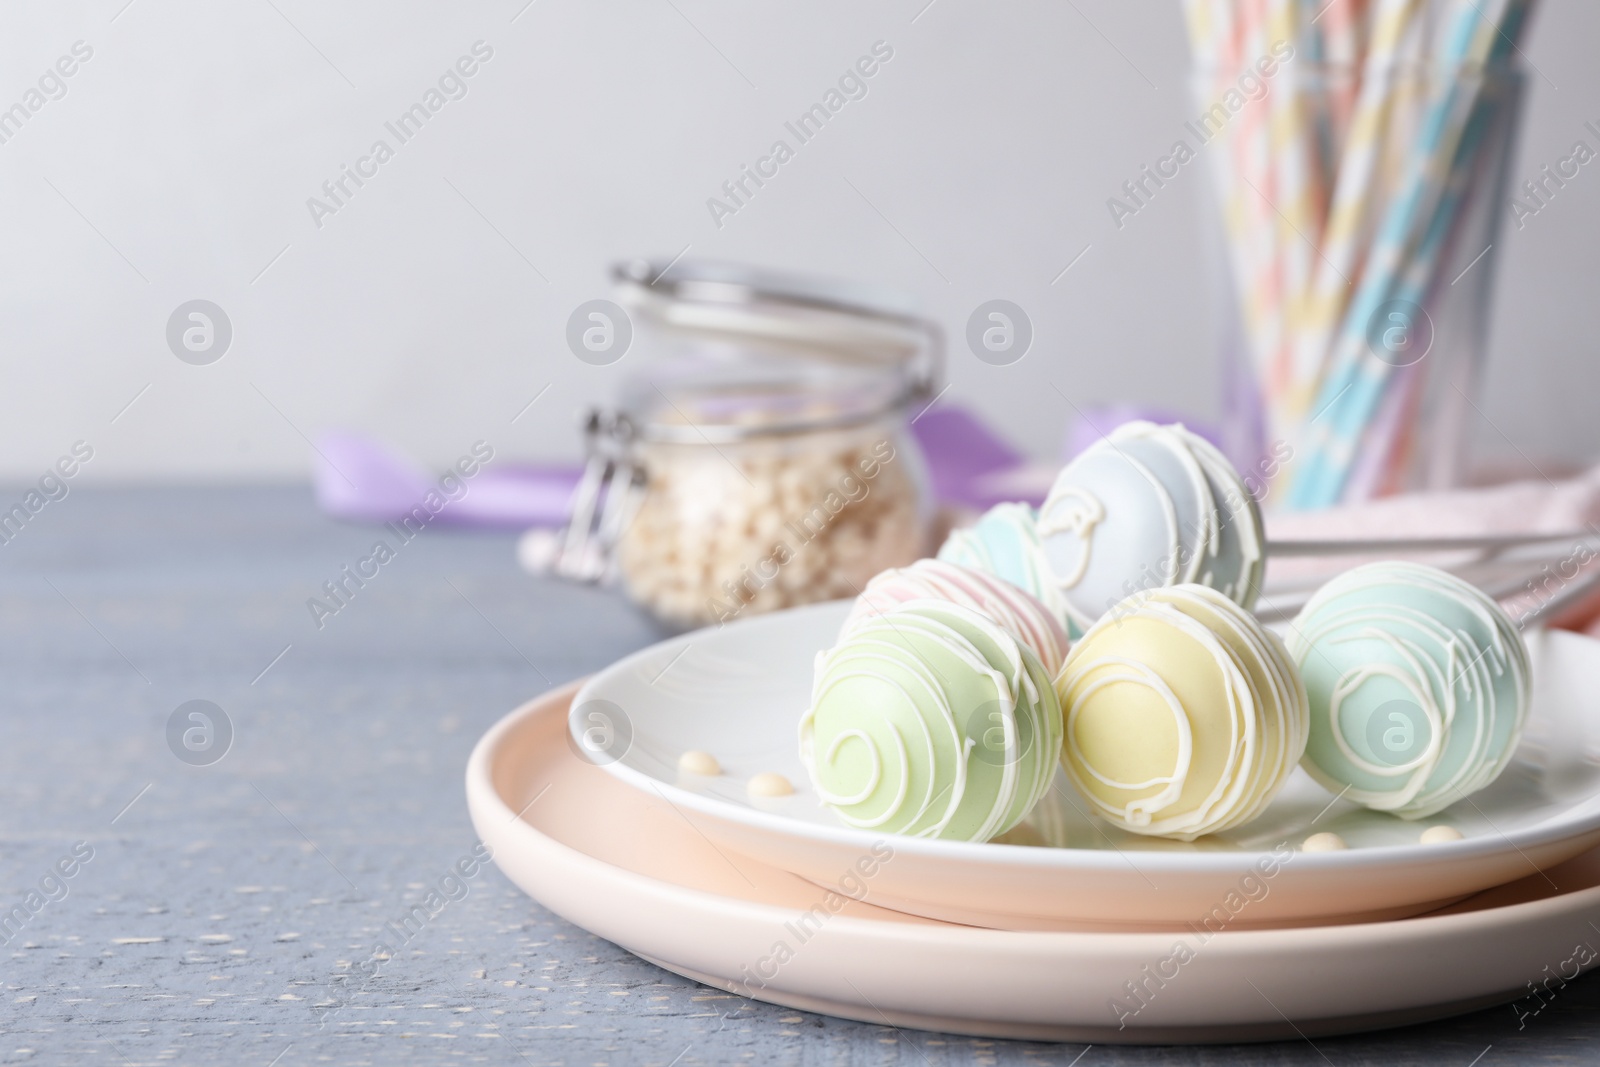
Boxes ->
[1034,421,1265,634]
[936,502,1076,636]
[1286,561,1531,819]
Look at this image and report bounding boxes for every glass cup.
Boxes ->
[1194,60,1526,507]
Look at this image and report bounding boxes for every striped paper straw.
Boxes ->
[1233,0,1291,440]
[1353,67,1506,491]
[1283,0,1423,407]
[1187,0,1276,432]
[1290,0,1531,506]
[1267,0,1320,402]
[1320,64,1512,498]
[1316,0,1367,151]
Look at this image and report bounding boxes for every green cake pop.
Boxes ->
[799,600,1062,842]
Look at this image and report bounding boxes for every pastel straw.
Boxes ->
[1188,0,1282,442]
[1283,0,1423,413]
[1341,359,1421,501]
[1179,0,1533,506]
[1291,0,1531,506]
[1237,0,1288,430]
[1266,0,1320,363]
[1340,92,1506,498]
[1315,0,1366,152]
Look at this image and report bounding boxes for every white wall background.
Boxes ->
[0,0,1595,483]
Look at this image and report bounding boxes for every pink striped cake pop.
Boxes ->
[840,558,1071,676]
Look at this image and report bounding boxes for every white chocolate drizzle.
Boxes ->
[799,599,1062,842]
[1033,486,1104,587]
[841,558,1071,675]
[1038,421,1266,631]
[937,503,1076,635]
[1056,584,1307,840]
[1287,561,1530,819]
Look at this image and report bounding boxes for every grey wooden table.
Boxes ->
[4,487,1597,1066]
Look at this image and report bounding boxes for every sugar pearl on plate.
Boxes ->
[1420,825,1464,844]
[936,502,1074,635]
[1055,584,1308,841]
[1286,561,1531,820]
[1302,832,1348,852]
[840,558,1071,676]
[1035,421,1265,633]
[747,771,794,797]
[799,600,1063,842]
[678,750,722,776]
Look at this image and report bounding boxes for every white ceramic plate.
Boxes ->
[472,682,1600,1043]
[572,601,1600,930]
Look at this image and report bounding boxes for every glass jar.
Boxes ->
[561,259,939,629]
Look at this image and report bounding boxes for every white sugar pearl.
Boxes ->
[1302,832,1348,852]
[747,772,795,797]
[678,750,722,776]
[617,435,922,627]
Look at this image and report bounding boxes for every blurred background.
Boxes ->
[1,0,1596,485]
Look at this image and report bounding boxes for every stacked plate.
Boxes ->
[465,602,1600,1043]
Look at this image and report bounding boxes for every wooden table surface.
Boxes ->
[4,487,1597,1066]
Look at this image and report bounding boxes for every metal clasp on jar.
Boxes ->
[553,408,646,582]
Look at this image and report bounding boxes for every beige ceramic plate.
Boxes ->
[468,682,1600,1043]
[571,603,1600,931]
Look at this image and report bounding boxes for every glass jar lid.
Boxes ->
[612,258,941,445]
